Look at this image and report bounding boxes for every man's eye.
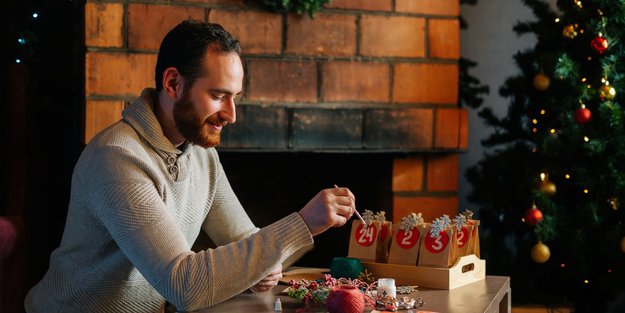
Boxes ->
[212,94,225,100]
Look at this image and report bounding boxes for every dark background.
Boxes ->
[3,0,83,312]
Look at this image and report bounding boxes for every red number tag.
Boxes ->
[469,220,477,237]
[396,228,419,249]
[380,223,389,241]
[457,226,469,248]
[425,231,449,253]
[355,224,377,247]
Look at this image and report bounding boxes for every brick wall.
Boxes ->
[84,0,465,223]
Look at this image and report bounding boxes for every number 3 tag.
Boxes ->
[355,224,377,247]
[396,228,419,249]
[425,231,449,253]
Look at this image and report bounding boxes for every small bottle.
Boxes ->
[274,298,282,311]
[377,278,397,300]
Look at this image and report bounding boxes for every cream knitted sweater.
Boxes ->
[25,89,314,313]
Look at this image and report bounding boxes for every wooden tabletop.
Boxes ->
[190,275,510,313]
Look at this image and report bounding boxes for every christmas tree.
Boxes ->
[466,0,625,311]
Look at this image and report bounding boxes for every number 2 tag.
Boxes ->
[396,228,419,249]
[425,231,449,253]
[457,226,469,248]
[355,224,377,247]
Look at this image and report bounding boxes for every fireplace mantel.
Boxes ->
[220,104,467,152]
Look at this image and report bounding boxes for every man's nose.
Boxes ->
[220,96,236,124]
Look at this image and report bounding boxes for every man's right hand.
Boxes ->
[298,187,356,236]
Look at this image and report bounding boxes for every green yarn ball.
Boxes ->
[330,257,364,279]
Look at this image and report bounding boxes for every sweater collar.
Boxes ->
[123,88,181,155]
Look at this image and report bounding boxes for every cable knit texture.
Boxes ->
[25,88,314,313]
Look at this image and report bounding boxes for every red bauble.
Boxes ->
[525,205,543,226]
[591,36,609,54]
[574,106,592,124]
[0,217,19,258]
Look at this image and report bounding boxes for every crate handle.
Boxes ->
[461,263,475,273]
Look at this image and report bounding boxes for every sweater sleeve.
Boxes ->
[200,160,259,245]
[92,148,313,311]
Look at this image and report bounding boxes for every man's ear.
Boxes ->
[162,67,182,99]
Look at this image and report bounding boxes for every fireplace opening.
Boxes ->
[218,152,394,268]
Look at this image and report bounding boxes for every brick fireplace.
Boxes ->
[84,0,465,264]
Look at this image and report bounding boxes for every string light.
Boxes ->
[532,128,538,133]
[11,0,70,64]
[540,172,547,181]
[565,173,571,179]
[576,1,583,8]
[532,119,538,124]
[581,77,587,82]
[560,263,566,268]
[550,128,556,134]
[555,18,560,23]
[540,109,546,115]
[583,279,589,284]
[584,188,589,194]
[583,136,590,142]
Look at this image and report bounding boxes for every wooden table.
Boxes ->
[190,276,510,313]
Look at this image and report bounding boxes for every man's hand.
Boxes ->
[250,264,282,293]
[298,187,356,236]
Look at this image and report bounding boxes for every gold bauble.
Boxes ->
[531,241,551,263]
[539,180,557,196]
[621,237,625,253]
[533,73,550,91]
[609,197,620,210]
[562,24,578,39]
[599,85,616,101]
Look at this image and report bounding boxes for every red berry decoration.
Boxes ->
[591,36,608,54]
[574,105,592,124]
[525,204,543,226]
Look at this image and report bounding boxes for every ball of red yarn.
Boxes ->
[0,217,18,258]
[325,285,365,313]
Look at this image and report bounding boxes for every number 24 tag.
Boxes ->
[355,224,377,247]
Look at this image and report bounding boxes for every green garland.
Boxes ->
[262,0,331,18]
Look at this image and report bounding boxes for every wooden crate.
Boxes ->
[361,254,485,289]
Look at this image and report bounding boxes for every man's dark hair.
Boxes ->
[155,19,241,91]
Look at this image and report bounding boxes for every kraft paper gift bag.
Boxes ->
[376,220,393,263]
[347,219,383,262]
[467,219,481,258]
[453,213,473,257]
[417,215,459,268]
[372,211,392,263]
[388,213,426,265]
[460,209,480,258]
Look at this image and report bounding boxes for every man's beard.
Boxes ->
[172,90,226,148]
